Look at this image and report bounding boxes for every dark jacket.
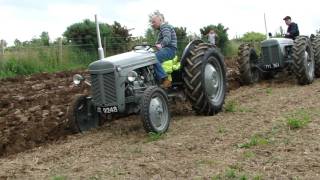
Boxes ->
[285,22,299,39]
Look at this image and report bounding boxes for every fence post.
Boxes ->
[103,36,107,56]
[59,38,63,64]
[0,40,4,58]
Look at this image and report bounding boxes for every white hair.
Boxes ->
[149,10,165,23]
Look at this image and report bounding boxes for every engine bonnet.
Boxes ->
[89,50,157,72]
[261,38,294,47]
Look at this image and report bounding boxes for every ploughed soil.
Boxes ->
[1,59,320,179]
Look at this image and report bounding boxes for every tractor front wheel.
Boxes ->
[140,86,170,133]
[67,94,100,133]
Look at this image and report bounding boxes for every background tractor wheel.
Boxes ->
[292,36,315,85]
[140,86,170,133]
[312,35,320,77]
[67,94,100,133]
[183,43,226,115]
[237,44,260,85]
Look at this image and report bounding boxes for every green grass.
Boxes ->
[265,88,273,95]
[196,159,217,167]
[243,151,256,159]
[217,126,227,134]
[51,175,67,180]
[211,167,262,180]
[286,109,311,129]
[225,100,238,112]
[238,134,269,148]
[224,40,241,58]
[0,46,97,79]
[147,132,164,142]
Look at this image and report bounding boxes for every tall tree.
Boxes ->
[174,26,188,56]
[108,21,132,52]
[63,19,112,51]
[14,39,22,47]
[64,19,131,53]
[40,31,50,46]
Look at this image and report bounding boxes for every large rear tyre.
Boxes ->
[237,44,260,84]
[183,43,226,115]
[67,94,100,133]
[140,86,170,133]
[292,36,315,85]
[312,35,320,78]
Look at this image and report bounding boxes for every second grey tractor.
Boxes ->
[237,35,320,85]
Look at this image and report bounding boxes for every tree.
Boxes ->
[40,31,50,46]
[64,19,131,54]
[317,28,320,35]
[200,24,229,54]
[63,19,112,51]
[174,26,188,56]
[108,21,132,52]
[144,28,158,44]
[241,32,266,42]
[14,39,22,47]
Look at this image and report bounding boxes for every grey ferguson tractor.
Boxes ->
[237,35,320,85]
[67,16,227,134]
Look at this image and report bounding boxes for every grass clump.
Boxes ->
[225,100,237,112]
[286,109,311,129]
[238,134,269,148]
[147,132,164,142]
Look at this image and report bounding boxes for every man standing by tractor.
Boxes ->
[283,16,300,40]
[150,11,177,88]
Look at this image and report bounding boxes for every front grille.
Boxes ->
[262,45,280,64]
[91,72,116,106]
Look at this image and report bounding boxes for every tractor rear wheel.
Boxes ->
[312,35,320,77]
[237,44,260,84]
[182,43,226,115]
[292,36,314,85]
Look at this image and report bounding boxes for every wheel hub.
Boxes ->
[149,97,167,128]
[304,51,314,78]
[204,61,223,103]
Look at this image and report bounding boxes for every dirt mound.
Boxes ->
[225,58,241,91]
[0,70,90,157]
[0,60,240,157]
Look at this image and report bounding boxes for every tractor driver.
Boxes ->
[283,16,299,40]
[150,11,177,88]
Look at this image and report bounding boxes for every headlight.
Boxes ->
[73,74,85,85]
[127,71,138,82]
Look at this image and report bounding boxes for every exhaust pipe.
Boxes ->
[95,14,105,60]
[264,13,269,39]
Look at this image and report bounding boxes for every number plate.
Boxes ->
[97,106,118,114]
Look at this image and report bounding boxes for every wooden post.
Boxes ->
[59,38,62,64]
[103,36,107,57]
[0,40,4,57]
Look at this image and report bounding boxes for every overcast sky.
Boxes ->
[0,0,319,46]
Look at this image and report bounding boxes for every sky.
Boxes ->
[0,0,319,46]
